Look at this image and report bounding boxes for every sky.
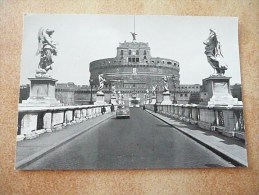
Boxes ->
[20,14,241,86]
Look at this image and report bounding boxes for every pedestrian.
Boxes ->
[111,104,114,112]
[143,105,145,110]
[154,103,158,113]
[101,106,106,115]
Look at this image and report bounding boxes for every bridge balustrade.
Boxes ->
[145,103,245,140]
[17,104,111,141]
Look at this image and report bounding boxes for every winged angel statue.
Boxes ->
[35,28,57,77]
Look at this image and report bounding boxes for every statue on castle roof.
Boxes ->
[203,29,228,76]
[130,32,137,41]
[35,28,57,78]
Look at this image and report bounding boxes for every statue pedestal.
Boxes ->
[110,96,117,105]
[21,77,61,107]
[94,91,106,105]
[145,98,150,104]
[160,91,172,105]
[202,76,241,106]
[150,96,157,104]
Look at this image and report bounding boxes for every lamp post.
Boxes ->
[171,75,177,104]
[89,79,93,105]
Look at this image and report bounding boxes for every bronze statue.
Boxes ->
[36,28,57,77]
[203,29,227,75]
[130,32,137,41]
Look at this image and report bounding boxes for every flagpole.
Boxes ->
[134,15,135,34]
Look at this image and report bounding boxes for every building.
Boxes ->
[55,82,76,105]
[89,40,181,105]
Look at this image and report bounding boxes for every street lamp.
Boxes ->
[89,79,94,105]
[171,75,177,104]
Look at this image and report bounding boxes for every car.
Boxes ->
[116,105,130,119]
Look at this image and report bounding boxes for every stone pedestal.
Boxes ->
[110,96,117,105]
[160,91,172,105]
[202,76,241,106]
[150,96,157,104]
[21,77,61,107]
[94,91,106,105]
[145,98,150,104]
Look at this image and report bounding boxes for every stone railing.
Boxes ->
[146,104,245,140]
[17,104,112,141]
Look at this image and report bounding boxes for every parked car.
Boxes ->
[116,105,130,119]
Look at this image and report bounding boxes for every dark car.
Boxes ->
[116,105,130,119]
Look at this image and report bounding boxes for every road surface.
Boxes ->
[24,108,233,169]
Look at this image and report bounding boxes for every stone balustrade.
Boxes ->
[146,104,245,140]
[17,104,112,141]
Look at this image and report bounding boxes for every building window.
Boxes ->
[167,61,172,65]
[174,63,177,66]
[129,50,131,55]
[136,50,139,55]
[121,50,123,55]
[162,61,165,64]
[144,56,147,59]
[180,94,183,97]
[136,58,139,62]
[132,58,136,62]
[185,94,188,97]
[151,61,154,63]
[144,50,147,55]
[128,57,131,62]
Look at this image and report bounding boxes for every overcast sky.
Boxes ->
[20,14,241,86]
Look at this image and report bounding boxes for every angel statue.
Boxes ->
[130,32,137,41]
[151,85,157,96]
[203,29,228,75]
[162,76,169,92]
[98,74,106,92]
[111,85,116,96]
[35,28,57,77]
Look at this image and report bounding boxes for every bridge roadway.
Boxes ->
[24,108,233,169]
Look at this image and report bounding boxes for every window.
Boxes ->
[128,58,131,62]
[136,50,139,55]
[174,63,177,66]
[162,61,165,64]
[129,50,131,55]
[136,58,139,62]
[144,56,147,59]
[120,50,123,55]
[167,62,172,65]
[180,94,183,97]
[144,50,147,55]
[132,58,136,62]
[185,94,188,97]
